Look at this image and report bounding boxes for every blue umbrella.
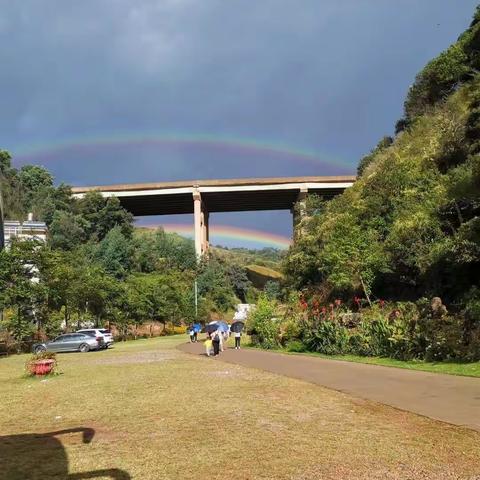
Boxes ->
[205,323,219,333]
[217,321,229,333]
[193,323,202,333]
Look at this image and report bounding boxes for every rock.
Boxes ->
[431,297,448,318]
[339,312,362,328]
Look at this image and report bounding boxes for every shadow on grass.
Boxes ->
[0,427,130,479]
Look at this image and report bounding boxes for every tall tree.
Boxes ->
[18,165,53,212]
[78,192,133,241]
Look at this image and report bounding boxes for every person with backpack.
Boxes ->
[212,330,221,356]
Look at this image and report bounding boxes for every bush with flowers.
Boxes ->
[274,293,480,361]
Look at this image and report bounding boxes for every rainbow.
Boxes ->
[12,132,353,171]
[138,222,291,250]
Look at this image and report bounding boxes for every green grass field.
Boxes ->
[1,336,480,479]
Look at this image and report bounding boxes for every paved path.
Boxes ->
[178,342,480,431]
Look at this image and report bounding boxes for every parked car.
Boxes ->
[33,333,103,354]
[77,329,114,348]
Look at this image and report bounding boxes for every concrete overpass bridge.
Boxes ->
[72,176,355,256]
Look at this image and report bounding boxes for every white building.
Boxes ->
[3,216,47,248]
[233,304,254,321]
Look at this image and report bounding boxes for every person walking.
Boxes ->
[212,330,221,356]
[204,336,213,356]
[234,330,242,349]
[189,327,195,343]
[219,331,226,352]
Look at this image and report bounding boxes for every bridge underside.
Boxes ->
[115,186,347,216]
[72,176,355,256]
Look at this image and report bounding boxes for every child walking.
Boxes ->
[204,336,213,356]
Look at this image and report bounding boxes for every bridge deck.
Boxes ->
[72,176,355,215]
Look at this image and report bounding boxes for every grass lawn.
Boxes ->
[263,348,480,378]
[1,335,480,480]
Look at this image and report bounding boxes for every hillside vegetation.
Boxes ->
[243,6,480,363]
[285,8,480,311]
[212,245,285,270]
[0,156,274,349]
[246,264,283,289]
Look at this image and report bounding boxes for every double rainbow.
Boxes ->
[13,132,352,171]
[139,223,291,250]
[12,132,350,250]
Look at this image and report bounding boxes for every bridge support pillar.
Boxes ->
[193,190,209,258]
[292,187,308,241]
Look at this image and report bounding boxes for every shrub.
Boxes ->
[305,321,349,355]
[277,318,303,346]
[404,43,469,120]
[416,312,466,361]
[247,295,279,349]
[286,340,306,353]
[363,319,394,357]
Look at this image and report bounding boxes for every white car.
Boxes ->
[77,329,114,349]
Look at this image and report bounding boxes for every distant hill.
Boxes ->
[212,245,285,270]
[245,264,283,289]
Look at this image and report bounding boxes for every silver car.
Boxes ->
[77,328,114,348]
[33,333,103,354]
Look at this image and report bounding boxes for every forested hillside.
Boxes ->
[241,6,480,362]
[285,7,480,311]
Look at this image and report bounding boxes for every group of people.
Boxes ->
[206,329,242,356]
[189,324,243,356]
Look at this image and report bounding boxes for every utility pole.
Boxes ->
[194,279,198,317]
[0,179,4,250]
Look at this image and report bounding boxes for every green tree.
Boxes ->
[227,264,251,303]
[0,150,25,220]
[357,136,393,176]
[32,183,74,225]
[0,240,44,341]
[18,165,53,211]
[95,226,133,279]
[48,211,88,250]
[71,263,119,328]
[264,280,281,300]
[78,192,133,241]
[197,258,236,312]
[132,228,196,272]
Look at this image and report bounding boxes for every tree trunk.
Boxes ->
[359,275,372,307]
[454,200,464,226]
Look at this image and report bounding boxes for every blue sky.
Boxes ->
[1,0,478,248]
